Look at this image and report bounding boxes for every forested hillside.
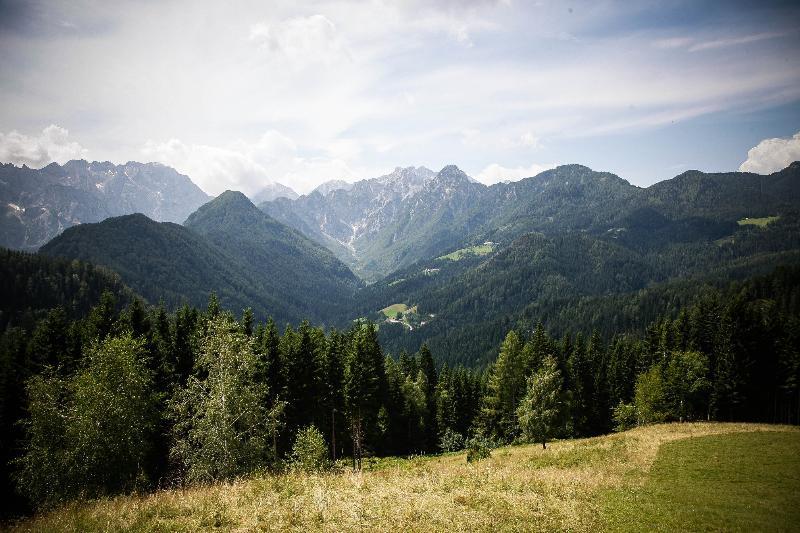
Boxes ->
[39,193,361,326]
[360,210,800,365]
[1,263,797,518]
[262,162,800,281]
[0,248,137,331]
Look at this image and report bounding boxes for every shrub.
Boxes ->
[291,425,330,473]
[612,402,637,432]
[439,428,465,452]
[465,434,493,463]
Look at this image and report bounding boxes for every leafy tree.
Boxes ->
[290,425,330,473]
[664,350,710,421]
[517,355,562,449]
[634,366,668,425]
[15,334,157,507]
[169,315,276,483]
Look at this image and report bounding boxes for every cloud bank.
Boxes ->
[0,125,87,167]
[739,132,800,174]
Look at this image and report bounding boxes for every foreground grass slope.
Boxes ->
[12,423,799,532]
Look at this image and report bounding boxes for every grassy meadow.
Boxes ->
[737,216,780,227]
[10,422,799,532]
[437,243,495,262]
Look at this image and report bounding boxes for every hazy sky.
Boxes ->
[1,0,799,195]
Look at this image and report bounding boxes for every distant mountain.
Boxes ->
[262,162,800,281]
[250,182,299,203]
[40,192,361,326]
[184,190,361,322]
[260,165,440,280]
[313,179,354,196]
[0,160,210,251]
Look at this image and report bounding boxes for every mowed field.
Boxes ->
[10,423,799,532]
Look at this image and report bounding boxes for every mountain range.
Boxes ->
[40,191,360,326]
[261,162,800,281]
[0,160,210,251]
[5,158,800,364]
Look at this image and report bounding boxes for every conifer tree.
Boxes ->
[517,355,562,449]
[344,322,383,471]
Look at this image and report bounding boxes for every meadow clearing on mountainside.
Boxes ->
[11,422,799,532]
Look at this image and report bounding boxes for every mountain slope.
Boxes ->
[250,182,299,203]
[0,247,139,331]
[0,160,210,251]
[38,213,273,318]
[184,191,361,321]
[259,162,800,282]
[40,193,361,326]
[260,166,436,279]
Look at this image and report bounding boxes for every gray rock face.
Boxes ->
[312,179,353,196]
[0,160,210,251]
[250,182,299,203]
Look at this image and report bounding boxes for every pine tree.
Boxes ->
[517,355,562,449]
[418,344,438,451]
[344,322,383,471]
[478,330,526,441]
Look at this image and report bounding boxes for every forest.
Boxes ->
[1,262,798,517]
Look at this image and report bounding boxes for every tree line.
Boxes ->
[1,264,798,515]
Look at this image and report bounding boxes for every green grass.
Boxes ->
[12,423,799,532]
[437,243,495,261]
[738,216,779,227]
[380,303,410,317]
[602,431,800,532]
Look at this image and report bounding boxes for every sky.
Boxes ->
[0,0,799,196]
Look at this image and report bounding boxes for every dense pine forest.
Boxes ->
[1,257,797,517]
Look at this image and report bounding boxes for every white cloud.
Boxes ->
[142,132,359,196]
[689,31,789,52]
[0,125,87,167]
[739,131,800,174]
[517,132,540,149]
[475,162,557,185]
[652,37,694,49]
[249,14,350,68]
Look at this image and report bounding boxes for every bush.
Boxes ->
[465,434,493,463]
[15,335,157,508]
[634,366,668,425]
[291,425,330,473]
[612,402,637,432]
[439,428,465,452]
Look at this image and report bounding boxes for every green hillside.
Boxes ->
[11,423,798,532]
[184,191,361,324]
[0,247,138,331]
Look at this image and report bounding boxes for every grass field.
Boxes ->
[380,303,411,317]
[738,216,780,227]
[10,423,799,532]
[437,243,495,261]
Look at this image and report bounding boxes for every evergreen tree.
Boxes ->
[418,344,438,451]
[344,323,383,471]
[517,355,562,449]
[478,330,526,441]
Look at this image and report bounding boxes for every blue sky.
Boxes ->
[0,0,799,194]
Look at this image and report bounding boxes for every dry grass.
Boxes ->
[11,422,797,532]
